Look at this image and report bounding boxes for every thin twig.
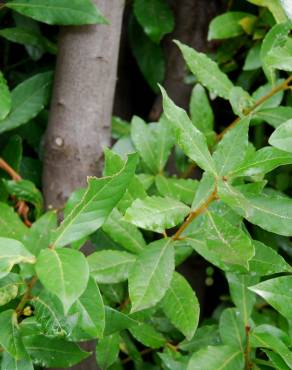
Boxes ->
[16,276,38,318]
[244,325,252,370]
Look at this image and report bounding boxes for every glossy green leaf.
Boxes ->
[226,273,258,325]
[130,322,166,349]
[23,335,90,367]
[134,0,174,43]
[129,239,175,312]
[190,84,214,135]
[229,87,254,117]
[252,80,284,111]
[1,352,33,370]
[124,196,190,233]
[160,86,216,174]
[249,276,292,320]
[155,175,198,205]
[104,307,138,336]
[266,37,292,72]
[176,41,234,99]
[247,0,287,22]
[6,0,107,26]
[269,119,292,153]
[96,333,120,369]
[36,248,89,313]
[219,308,245,351]
[88,250,136,284]
[208,12,256,40]
[0,72,52,134]
[0,273,23,306]
[0,310,27,359]
[0,71,11,120]
[103,209,146,254]
[213,117,250,176]
[243,43,262,71]
[162,272,199,340]
[219,181,292,236]
[265,350,291,370]
[0,237,35,279]
[187,345,244,370]
[179,325,221,352]
[191,172,216,211]
[0,203,28,242]
[52,153,138,247]
[254,107,292,128]
[249,240,292,275]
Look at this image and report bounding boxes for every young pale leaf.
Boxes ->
[208,12,256,40]
[226,273,258,325]
[249,240,292,275]
[189,84,214,136]
[0,203,28,242]
[124,196,190,233]
[0,237,35,279]
[36,248,89,313]
[6,0,107,26]
[69,277,105,339]
[255,107,292,128]
[23,335,90,367]
[160,86,216,174]
[0,72,52,134]
[0,274,23,307]
[269,119,292,153]
[129,239,175,312]
[187,345,244,370]
[0,310,27,359]
[219,181,292,236]
[161,272,199,340]
[133,0,174,43]
[1,352,33,370]
[0,71,11,120]
[249,276,292,320]
[88,250,136,284]
[52,153,138,247]
[175,41,234,99]
[230,147,292,178]
[102,209,146,254]
[155,175,198,205]
[213,117,250,176]
[96,333,120,369]
[219,308,245,351]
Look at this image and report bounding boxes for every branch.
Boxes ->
[15,276,38,319]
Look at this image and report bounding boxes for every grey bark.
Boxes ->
[43,1,125,369]
[43,0,125,210]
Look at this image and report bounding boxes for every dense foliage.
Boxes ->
[0,0,292,369]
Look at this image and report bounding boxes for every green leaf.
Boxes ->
[6,0,107,26]
[23,335,90,367]
[36,248,89,313]
[0,310,27,359]
[124,196,190,233]
[0,237,35,279]
[254,107,292,128]
[247,0,288,23]
[0,71,11,120]
[129,18,165,92]
[104,306,138,336]
[187,345,244,370]
[252,80,284,111]
[161,272,199,340]
[129,238,175,312]
[112,116,130,139]
[155,175,198,205]
[213,117,250,176]
[265,350,291,370]
[175,41,234,99]
[230,147,292,177]
[191,172,216,211]
[266,37,292,72]
[0,72,52,134]
[1,352,33,370]
[189,84,214,136]
[160,87,216,174]
[0,203,28,242]
[69,277,105,339]
[179,325,221,352]
[0,274,23,306]
[226,273,258,325]
[261,22,291,82]
[250,325,292,368]
[229,87,254,117]
[249,276,292,320]
[269,119,292,153]
[88,250,136,284]
[219,308,245,351]
[133,0,174,43]
[208,12,256,40]
[103,209,146,254]
[243,43,262,71]
[96,333,120,369]
[51,153,138,247]
[249,240,292,275]
[219,181,292,236]
[129,322,166,349]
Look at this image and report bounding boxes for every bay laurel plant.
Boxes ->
[0,1,292,370]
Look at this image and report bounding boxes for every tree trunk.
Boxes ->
[43,1,125,369]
